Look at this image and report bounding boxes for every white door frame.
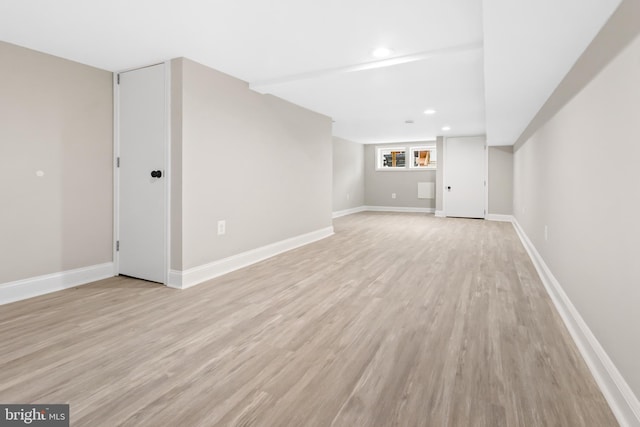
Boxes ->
[441,137,447,215]
[484,141,489,217]
[442,135,488,218]
[113,61,172,285]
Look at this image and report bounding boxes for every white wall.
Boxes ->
[513,2,640,411]
[0,41,113,284]
[177,58,333,270]
[332,137,364,212]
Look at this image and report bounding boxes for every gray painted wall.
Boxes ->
[364,142,436,209]
[332,137,364,212]
[435,137,444,212]
[177,58,333,270]
[488,146,513,215]
[170,59,183,270]
[0,41,113,284]
[513,1,640,401]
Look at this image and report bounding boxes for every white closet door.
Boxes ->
[118,63,167,283]
[444,136,486,219]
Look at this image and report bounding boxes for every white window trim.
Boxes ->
[375,144,438,171]
[409,146,437,170]
[375,147,407,171]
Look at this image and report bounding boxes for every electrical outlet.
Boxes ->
[347,193,350,200]
[217,220,226,236]
[391,193,396,199]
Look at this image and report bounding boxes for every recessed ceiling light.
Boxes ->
[441,126,451,131]
[424,109,437,115]
[372,47,393,58]
[405,120,414,124]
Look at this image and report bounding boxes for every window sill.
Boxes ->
[375,168,438,172]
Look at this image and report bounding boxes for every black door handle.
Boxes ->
[447,186,451,191]
[151,170,162,178]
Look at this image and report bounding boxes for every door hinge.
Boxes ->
[484,180,486,186]
[117,74,120,84]
[116,241,120,251]
[117,157,120,167]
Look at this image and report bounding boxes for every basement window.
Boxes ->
[409,147,437,169]
[377,147,406,169]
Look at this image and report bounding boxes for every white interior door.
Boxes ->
[444,136,486,218]
[118,64,167,283]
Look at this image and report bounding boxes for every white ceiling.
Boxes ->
[483,0,621,146]
[0,0,622,145]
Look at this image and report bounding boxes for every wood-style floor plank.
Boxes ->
[0,213,617,426]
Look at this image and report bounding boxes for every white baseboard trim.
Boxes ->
[435,210,445,218]
[167,270,183,289]
[364,206,435,214]
[169,226,334,290]
[332,206,367,218]
[333,206,435,217]
[512,219,640,427]
[486,214,515,222]
[0,263,115,305]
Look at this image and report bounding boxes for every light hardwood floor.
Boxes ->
[0,213,617,426]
